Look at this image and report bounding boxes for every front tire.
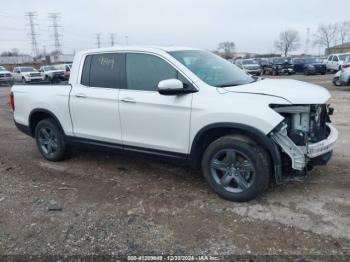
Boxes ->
[35,118,67,161]
[201,135,270,202]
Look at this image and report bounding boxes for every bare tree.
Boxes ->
[218,41,235,58]
[337,21,350,45]
[274,30,300,57]
[313,23,338,50]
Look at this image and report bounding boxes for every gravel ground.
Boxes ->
[0,75,349,259]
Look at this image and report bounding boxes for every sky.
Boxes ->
[0,0,349,56]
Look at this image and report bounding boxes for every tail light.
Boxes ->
[10,92,15,111]
[342,64,350,69]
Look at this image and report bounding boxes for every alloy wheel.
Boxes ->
[38,126,58,156]
[210,149,255,193]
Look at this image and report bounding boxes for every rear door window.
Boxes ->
[81,53,120,88]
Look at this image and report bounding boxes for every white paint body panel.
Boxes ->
[11,46,333,155]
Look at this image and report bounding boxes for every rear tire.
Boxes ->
[35,118,67,161]
[201,135,270,202]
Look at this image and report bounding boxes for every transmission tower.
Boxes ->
[48,13,62,54]
[96,34,101,48]
[25,12,39,57]
[110,33,115,47]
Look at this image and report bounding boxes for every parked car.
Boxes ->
[325,53,350,72]
[10,46,337,202]
[332,56,350,86]
[39,65,65,83]
[12,67,42,84]
[255,58,269,73]
[292,57,327,75]
[264,57,294,75]
[0,66,14,86]
[55,63,72,80]
[235,59,262,76]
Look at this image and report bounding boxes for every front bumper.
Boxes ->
[25,76,42,82]
[271,123,338,171]
[279,68,294,74]
[307,124,338,158]
[246,69,262,75]
[0,77,13,82]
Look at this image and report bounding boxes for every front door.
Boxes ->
[69,53,122,144]
[119,53,193,154]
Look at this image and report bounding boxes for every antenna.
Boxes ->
[48,13,62,54]
[25,12,39,57]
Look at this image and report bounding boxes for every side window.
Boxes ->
[328,55,333,61]
[126,53,177,91]
[81,55,91,86]
[333,56,339,62]
[90,53,119,88]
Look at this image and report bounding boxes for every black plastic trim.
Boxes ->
[14,121,31,136]
[190,122,282,183]
[66,136,188,162]
[28,108,66,137]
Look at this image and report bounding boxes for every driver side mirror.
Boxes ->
[158,79,197,95]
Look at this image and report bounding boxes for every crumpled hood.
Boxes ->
[223,79,331,104]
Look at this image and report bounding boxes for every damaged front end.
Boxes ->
[269,104,338,182]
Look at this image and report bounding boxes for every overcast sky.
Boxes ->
[0,0,349,56]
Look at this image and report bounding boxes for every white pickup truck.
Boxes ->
[10,46,338,202]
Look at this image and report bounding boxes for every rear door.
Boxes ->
[332,55,339,71]
[119,52,193,154]
[326,55,333,70]
[69,52,123,144]
[13,67,21,81]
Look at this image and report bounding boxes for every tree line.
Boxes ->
[218,21,350,58]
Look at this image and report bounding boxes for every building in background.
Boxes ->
[325,42,350,55]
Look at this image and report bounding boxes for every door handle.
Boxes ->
[75,93,87,98]
[121,97,136,103]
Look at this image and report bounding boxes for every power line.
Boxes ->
[25,12,39,57]
[48,13,62,54]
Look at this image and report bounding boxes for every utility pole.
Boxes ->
[25,12,39,58]
[110,33,115,47]
[48,13,62,54]
[125,35,129,45]
[304,27,310,55]
[96,34,101,48]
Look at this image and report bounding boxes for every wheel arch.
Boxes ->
[189,123,282,183]
[28,108,65,137]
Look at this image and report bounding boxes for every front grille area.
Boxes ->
[309,104,330,143]
[30,73,41,77]
[0,73,11,77]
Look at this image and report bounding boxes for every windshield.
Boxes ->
[20,67,37,72]
[242,59,257,65]
[0,66,6,71]
[44,66,56,71]
[304,58,318,64]
[169,50,253,87]
[339,54,349,61]
[273,58,289,64]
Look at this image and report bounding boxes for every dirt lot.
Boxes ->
[0,74,349,259]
